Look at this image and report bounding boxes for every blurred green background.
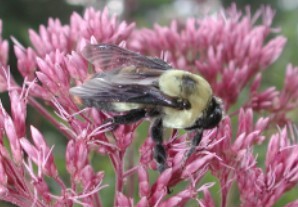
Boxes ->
[0,0,298,206]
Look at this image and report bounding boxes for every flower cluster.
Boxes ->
[0,20,9,92]
[129,5,287,110]
[0,4,298,207]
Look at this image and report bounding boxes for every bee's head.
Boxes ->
[203,96,223,129]
[184,96,223,131]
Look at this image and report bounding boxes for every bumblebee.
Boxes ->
[70,44,223,172]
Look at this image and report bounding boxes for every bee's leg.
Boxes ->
[151,118,167,173]
[107,109,147,126]
[186,129,203,158]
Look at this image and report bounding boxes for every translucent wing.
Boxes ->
[82,44,172,70]
[70,67,189,110]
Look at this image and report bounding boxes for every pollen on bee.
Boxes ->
[71,95,84,106]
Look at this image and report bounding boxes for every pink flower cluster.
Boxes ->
[0,4,298,207]
[129,5,287,110]
[0,20,9,92]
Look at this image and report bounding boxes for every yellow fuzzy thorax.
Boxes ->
[159,70,212,129]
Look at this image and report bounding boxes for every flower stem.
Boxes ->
[28,97,74,140]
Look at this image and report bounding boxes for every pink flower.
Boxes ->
[66,139,89,179]
[285,200,298,207]
[20,126,58,177]
[0,100,23,164]
[129,5,287,109]
[0,20,9,92]
[14,45,37,80]
[29,18,71,56]
[0,20,8,67]
[70,7,135,45]
[0,3,298,207]
[115,192,133,207]
[235,126,298,207]
[246,73,280,111]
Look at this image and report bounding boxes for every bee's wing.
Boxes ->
[70,68,183,109]
[82,44,172,70]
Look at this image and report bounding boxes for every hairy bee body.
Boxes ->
[158,70,212,128]
[70,44,223,173]
[74,68,213,129]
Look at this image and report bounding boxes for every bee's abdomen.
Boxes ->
[82,98,115,111]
